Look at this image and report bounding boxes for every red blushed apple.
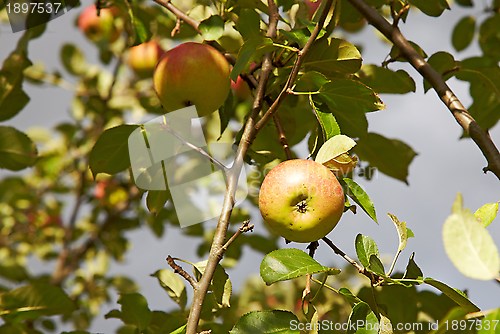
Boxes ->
[259,159,345,243]
[78,5,119,43]
[127,40,164,78]
[305,0,321,19]
[153,42,231,117]
[231,76,252,101]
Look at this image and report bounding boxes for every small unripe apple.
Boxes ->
[127,40,164,78]
[231,76,252,101]
[153,42,231,117]
[259,159,345,243]
[78,5,119,43]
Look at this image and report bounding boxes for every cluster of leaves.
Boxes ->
[0,0,499,333]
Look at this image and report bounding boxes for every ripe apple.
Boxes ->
[78,5,119,43]
[153,42,231,117]
[231,75,252,101]
[258,159,345,243]
[305,0,321,19]
[127,40,164,78]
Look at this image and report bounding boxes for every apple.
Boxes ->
[153,42,231,117]
[127,40,164,78]
[305,0,321,19]
[78,5,119,43]
[258,159,345,243]
[231,75,252,101]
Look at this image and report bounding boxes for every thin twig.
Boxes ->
[303,241,319,300]
[167,255,198,289]
[273,114,293,159]
[153,1,332,332]
[322,237,365,273]
[220,220,254,253]
[348,0,500,179]
[160,122,229,172]
[153,0,201,33]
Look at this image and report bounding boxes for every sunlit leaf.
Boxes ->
[304,38,362,75]
[343,178,377,222]
[355,234,380,268]
[260,248,339,285]
[443,211,500,280]
[474,202,498,227]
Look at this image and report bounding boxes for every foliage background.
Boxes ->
[0,0,499,332]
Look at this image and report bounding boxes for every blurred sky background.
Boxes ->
[1,1,499,332]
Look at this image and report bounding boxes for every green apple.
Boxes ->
[127,40,164,78]
[153,42,231,117]
[78,5,119,43]
[259,159,345,243]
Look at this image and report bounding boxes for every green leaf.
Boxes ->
[355,132,417,183]
[403,253,424,281]
[452,16,476,52]
[235,9,261,41]
[231,37,273,80]
[89,124,139,177]
[319,79,384,114]
[260,248,339,285]
[443,211,500,280]
[338,287,363,305]
[387,213,409,253]
[355,234,380,268]
[146,190,170,215]
[408,0,450,17]
[128,6,150,45]
[358,65,416,94]
[0,282,75,317]
[0,48,31,121]
[295,71,330,93]
[474,202,498,227]
[199,15,225,41]
[304,38,362,75]
[314,80,384,137]
[343,178,377,223]
[105,293,152,330]
[0,126,37,171]
[230,310,300,334]
[368,254,386,276]
[479,14,500,60]
[151,270,187,309]
[389,41,428,63]
[424,52,458,92]
[430,307,469,334]
[310,97,341,141]
[60,44,86,75]
[423,278,480,313]
[169,324,187,334]
[346,302,378,334]
[478,308,500,334]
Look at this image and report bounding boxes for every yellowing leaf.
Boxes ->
[316,134,356,164]
[474,202,499,227]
